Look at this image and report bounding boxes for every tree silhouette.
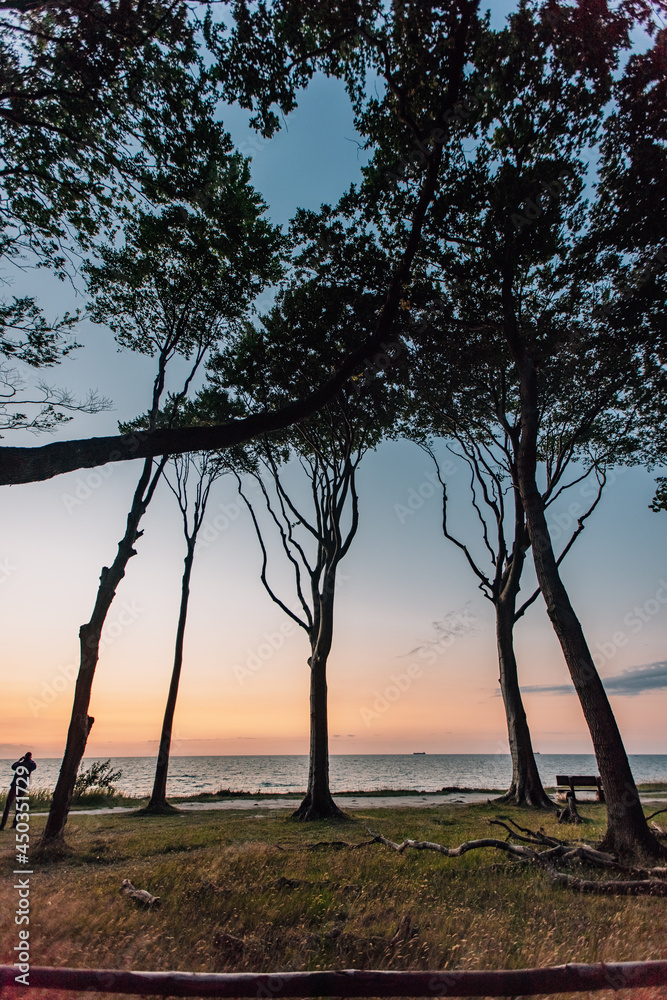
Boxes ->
[202,216,403,819]
[38,183,281,849]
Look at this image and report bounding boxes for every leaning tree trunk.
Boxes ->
[293,579,346,821]
[516,357,665,858]
[38,457,165,849]
[494,595,554,808]
[145,539,196,814]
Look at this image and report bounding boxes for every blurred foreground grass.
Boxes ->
[0,801,666,1000]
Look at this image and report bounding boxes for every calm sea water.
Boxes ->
[9,754,667,798]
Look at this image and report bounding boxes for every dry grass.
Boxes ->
[0,801,666,1000]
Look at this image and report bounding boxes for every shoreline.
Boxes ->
[26,785,667,816]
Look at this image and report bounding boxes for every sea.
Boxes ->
[11,754,667,798]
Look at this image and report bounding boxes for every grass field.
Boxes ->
[1,798,666,1000]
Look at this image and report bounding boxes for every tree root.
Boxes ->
[368,823,667,896]
[135,801,180,816]
[492,786,556,810]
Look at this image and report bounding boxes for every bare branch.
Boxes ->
[368,827,667,896]
[421,443,493,596]
[515,467,607,622]
[235,472,311,633]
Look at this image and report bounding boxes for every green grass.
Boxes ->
[0,786,140,812]
[1,801,666,1000]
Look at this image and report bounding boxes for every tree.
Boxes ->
[38,187,281,849]
[203,215,403,819]
[144,446,228,814]
[0,0,224,269]
[142,396,253,816]
[0,1,255,444]
[73,759,122,799]
[0,363,109,436]
[385,1,667,857]
[409,341,607,808]
[235,402,362,822]
[650,478,667,512]
[593,17,667,519]
[0,0,482,485]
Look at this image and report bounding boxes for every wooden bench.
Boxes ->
[556,774,604,803]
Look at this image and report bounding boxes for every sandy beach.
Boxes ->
[29,788,667,816]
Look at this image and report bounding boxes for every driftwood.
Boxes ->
[3,961,667,995]
[368,824,667,897]
[120,879,161,908]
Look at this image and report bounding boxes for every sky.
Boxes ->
[1,5,666,764]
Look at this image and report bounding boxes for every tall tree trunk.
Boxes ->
[293,580,345,821]
[144,539,195,814]
[494,595,553,808]
[38,457,166,850]
[516,357,664,858]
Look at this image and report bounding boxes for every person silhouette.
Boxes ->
[1,752,36,830]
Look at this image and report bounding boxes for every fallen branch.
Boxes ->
[489,819,562,847]
[491,816,565,847]
[368,829,534,862]
[536,861,667,896]
[368,828,667,896]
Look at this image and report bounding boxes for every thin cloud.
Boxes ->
[604,661,667,695]
[518,661,667,698]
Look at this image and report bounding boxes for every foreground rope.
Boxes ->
[2,962,667,996]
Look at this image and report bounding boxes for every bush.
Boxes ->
[73,760,122,798]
